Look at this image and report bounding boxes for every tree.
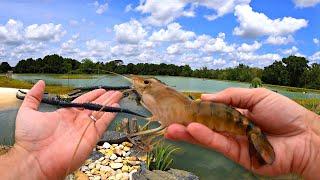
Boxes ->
[262,61,289,85]
[282,56,308,87]
[0,62,12,73]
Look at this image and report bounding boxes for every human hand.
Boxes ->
[0,80,122,179]
[165,88,320,179]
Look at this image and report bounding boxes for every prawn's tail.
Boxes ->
[247,125,275,167]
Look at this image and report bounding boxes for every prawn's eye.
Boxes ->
[144,80,150,84]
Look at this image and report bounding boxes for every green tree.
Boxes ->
[282,56,308,87]
[0,62,12,73]
[262,61,289,85]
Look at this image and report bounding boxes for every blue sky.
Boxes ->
[0,0,320,69]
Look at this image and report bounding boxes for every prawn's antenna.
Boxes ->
[101,70,132,83]
[65,120,93,177]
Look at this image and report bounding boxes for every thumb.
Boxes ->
[21,80,45,110]
[201,88,271,110]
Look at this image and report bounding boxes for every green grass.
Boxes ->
[146,143,180,171]
[0,76,73,94]
[266,84,320,93]
[52,74,94,79]
[294,98,320,114]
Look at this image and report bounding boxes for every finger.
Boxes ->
[21,80,45,110]
[187,123,241,162]
[165,124,199,144]
[95,103,120,137]
[201,88,271,110]
[72,89,107,103]
[90,91,122,118]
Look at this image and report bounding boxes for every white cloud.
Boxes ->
[135,0,251,26]
[167,43,183,55]
[60,34,80,54]
[282,46,299,55]
[265,35,294,45]
[136,0,188,26]
[111,44,141,57]
[25,23,66,42]
[202,33,235,53]
[12,42,44,55]
[114,19,147,44]
[293,0,320,7]
[149,22,195,42]
[0,19,24,45]
[86,39,108,51]
[233,5,308,37]
[94,1,108,14]
[237,41,261,52]
[184,35,210,49]
[310,51,320,61]
[125,4,133,12]
[235,52,281,64]
[200,0,251,21]
[313,38,319,45]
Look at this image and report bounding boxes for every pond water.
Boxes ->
[1,74,309,179]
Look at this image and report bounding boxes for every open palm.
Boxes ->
[15,81,122,179]
[166,88,320,179]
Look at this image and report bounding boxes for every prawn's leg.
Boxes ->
[129,125,166,137]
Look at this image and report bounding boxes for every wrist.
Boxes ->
[0,144,46,179]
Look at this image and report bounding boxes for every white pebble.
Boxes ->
[102,142,111,149]
[110,154,117,160]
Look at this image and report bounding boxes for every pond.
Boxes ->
[1,74,310,179]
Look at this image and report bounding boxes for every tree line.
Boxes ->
[0,54,319,89]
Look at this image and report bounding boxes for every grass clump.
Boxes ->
[146,143,179,171]
[294,98,320,114]
[250,77,263,88]
[0,76,73,94]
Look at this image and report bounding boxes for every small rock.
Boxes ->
[114,149,123,156]
[126,156,137,161]
[100,165,112,172]
[98,157,105,161]
[93,176,101,180]
[95,163,101,170]
[85,159,93,165]
[128,161,140,166]
[110,154,117,160]
[101,159,109,165]
[102,142,111,149]
[106,149,114,156]
[80,165,89,172]
[74,170,89,180]
[112,144,118,147]
[108,176,116,180]
[121,165,130,172]
[123,146,130,152]
[88,163,95,169]
[115,173,123,179]
[114,157,122,163]
[122,172,129,180]
[123,151,131,157]
[122,142,133,147]
[110,162,123,169]
[116,169,122,174]
[118,144,124,149]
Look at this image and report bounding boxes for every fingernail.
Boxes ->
[201,94,214,99]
